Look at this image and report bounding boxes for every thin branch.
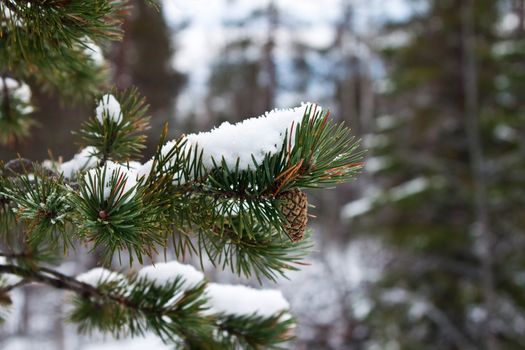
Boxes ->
[0,278,29,293]
[0,264,188,316]
[0,264,102,297]
[0,264,160,314]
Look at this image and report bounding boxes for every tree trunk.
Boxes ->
[261,1,278,111]
[461,1,497,349]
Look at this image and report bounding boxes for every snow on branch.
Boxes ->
[137,261,204,290]
[82,37,105,67]
[83,161,138,201]
[6,92,360,286]
[51,146,99,179]
[205,283,290,318]
[96,94,123,125]
[76,267,125,287]
[0,77,32,113]
[75,263,290,319]
[64,262,294,347]
[163,102,319,170]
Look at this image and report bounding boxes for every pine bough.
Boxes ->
[0,1,363,349]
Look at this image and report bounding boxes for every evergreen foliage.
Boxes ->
[349,1,525,348]
[0,0,362,348]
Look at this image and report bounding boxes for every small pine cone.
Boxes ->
[279,188,308,242]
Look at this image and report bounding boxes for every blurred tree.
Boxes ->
[333,0,375,136]
[112,0,187,152]
[347,0,525,348]
[206,0,279,125]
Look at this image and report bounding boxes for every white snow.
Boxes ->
[95,94,123,125]
[292,25,335,50]
[0,77,33,115]
[81,334,170,350]
[1,7,14,20]
[55,146,99,179]
[0,273,22,286]
[408,299,429,320]
[362,133,389,149]
[498,12,520,34]
[3,338,57,350]
[494,124,517,142]
[8,80,31,104]
[83,38,105,66]
[468,305,488,324]
[380,288,433,321]
[159,140,179,162]
[279,238,386,330]
[1,5,26,27]
[341,177,433,220]
[164,103,318,171]
[76,267,125,287]
[492,41,515,57]
[205,283,290,317]
[382,287,410,304]
[341,196,375,219]
[341,177,439,220]
[389,177,430,201]
[375,30,411,49]
[376,114,397,131]
[135,159,154,180]
[364,156,391,173]
[83,161,138,202]
[125,161,142,171]
[137,261,204,290]
[374,78,394,94]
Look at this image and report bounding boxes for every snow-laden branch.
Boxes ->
[1,259,293,348]
[174,103,318,170]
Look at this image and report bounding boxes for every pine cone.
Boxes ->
[279,188,308,242]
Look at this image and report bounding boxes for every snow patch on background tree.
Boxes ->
[83,38,105,66]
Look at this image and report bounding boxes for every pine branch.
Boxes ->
[0,1,361,347]
[1,99,363,281]
[77,88,150,163]
[0,263,294,349]
[0,263,101,295]
[198,226,312,282]
[0,0,123,102]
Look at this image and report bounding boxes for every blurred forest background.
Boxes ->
[1,0,525,349]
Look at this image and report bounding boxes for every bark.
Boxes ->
[261,1,278,111]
